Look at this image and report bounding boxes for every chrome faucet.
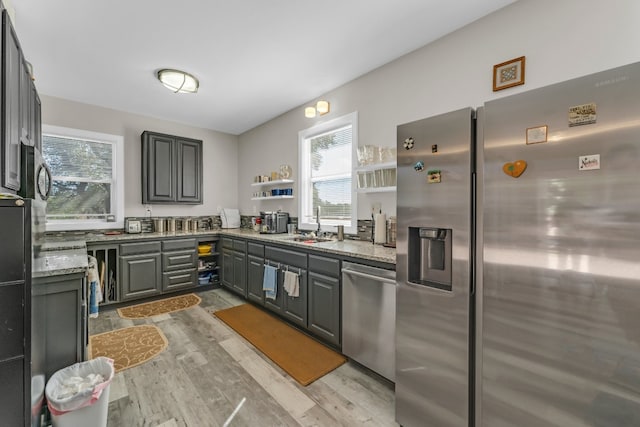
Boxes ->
[316,206,321,234]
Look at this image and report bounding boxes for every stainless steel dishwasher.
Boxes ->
[342,261,396,381]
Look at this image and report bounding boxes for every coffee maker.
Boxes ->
[260,211,289,234]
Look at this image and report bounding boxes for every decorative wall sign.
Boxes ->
[569,103,597,127]
[493,56,526,91]
[502,160,527,178]
[427,170,441,183]
[414,161,425,172]
[579,154,600,170]
[403,137,415,150]
[526,125,548,144]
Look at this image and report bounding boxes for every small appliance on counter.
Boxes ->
[260,211,289,234]
[125,218,142,233]
[220,208,241,229]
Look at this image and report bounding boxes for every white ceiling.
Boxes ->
[12,0,516,135]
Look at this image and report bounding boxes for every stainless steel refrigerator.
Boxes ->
[396,62,640,426]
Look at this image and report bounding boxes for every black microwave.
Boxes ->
[18,143,52,201]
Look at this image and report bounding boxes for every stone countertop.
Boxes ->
[82,230,219,243]
[33,240,88,278]
[220,229,396,266]
[82,228,396,265]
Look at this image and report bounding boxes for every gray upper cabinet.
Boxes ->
[32,88,41,152]
[176,139,201,203]
[141,131,202,204]
[2,11,22,191]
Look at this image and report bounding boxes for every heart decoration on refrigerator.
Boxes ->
[502,160,527,178]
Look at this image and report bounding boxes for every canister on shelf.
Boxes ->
[153,218,165,233]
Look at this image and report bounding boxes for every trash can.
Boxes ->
[45,357,114,427]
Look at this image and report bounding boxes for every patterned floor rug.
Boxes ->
[117,293,201,319]
[214,303,347,386]
[89,325,168,372]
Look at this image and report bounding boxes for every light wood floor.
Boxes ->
[89,288,398,427]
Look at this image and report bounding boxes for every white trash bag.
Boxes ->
[46,357,114,418]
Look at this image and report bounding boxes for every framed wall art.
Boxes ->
[493,56,525,91]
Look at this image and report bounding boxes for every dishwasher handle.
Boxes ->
[342,268,397,285]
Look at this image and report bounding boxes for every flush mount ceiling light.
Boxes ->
[157,69,199,94]
[304,100,330,118]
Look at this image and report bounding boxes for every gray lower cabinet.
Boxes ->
[231,251,247,296]
[281,267,307,328]
[246,242,264,304]
[221,248,233,289]
[32,272,86,380]
[308,254,341,347]
[161,238,197,292]
[221,238,247,297]
[120,241,162,301]
[264,246,308,326]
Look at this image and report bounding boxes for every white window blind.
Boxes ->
[299,112,358,233]
[42,125,124,230]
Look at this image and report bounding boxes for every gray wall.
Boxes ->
[237,0,640,219]
[40,0,640,223]
[41,95,239,218]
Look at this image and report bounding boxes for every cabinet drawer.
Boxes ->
[309,254,340,277]
[248,242,264,257]
[233,239,246,252]
[162,238,196,252]
[120,241,161,255]
[222,238,233,249]
[265,246,307,269]
[162,250,197,271]
[162,269,197,291]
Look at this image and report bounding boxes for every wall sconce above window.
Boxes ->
[157,69,199,94]
[304,100,331,118]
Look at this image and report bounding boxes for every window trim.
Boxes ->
[42,124,125,231]
[298,111,358,234]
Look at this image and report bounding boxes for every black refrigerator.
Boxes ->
[0,198,33,426]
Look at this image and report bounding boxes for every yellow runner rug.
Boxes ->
[117,293,201,319]
[89,325,168,372]
[214,304,347,386]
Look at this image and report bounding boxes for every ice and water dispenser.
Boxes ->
[408,227,452,291]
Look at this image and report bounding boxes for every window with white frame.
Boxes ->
[298,112,358,234]
[41,125,124,231]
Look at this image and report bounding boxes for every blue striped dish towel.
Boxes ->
[263,265,278,300]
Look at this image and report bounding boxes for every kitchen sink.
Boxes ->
[288,236,333,243]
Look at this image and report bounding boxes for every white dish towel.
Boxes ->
[283,270,299,298]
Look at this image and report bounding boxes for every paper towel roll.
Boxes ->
[374,213,387,244]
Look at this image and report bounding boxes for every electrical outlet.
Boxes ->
[145,205,152,217]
